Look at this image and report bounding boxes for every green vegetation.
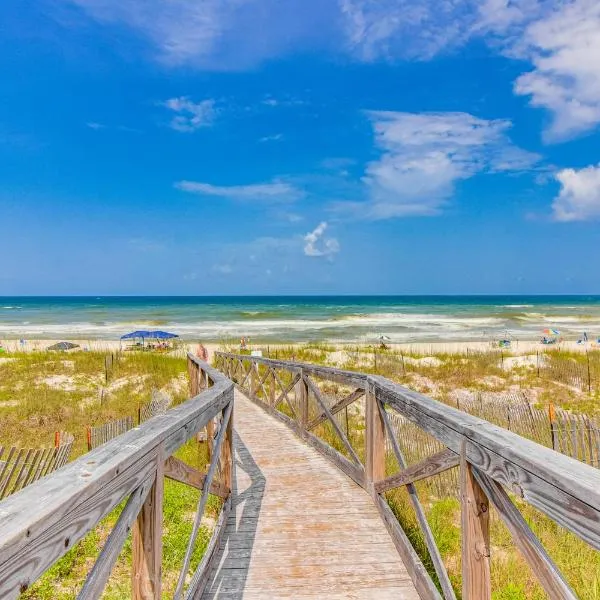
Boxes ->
[0,350,220,598]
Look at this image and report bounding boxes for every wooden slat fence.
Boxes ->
[0,355,234,600]
[216,350,600,600]
[0,432,74,500]
[139,389,172,423]
[86,416,134,451]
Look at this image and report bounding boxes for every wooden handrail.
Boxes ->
[0,355,234,600]
[215,351,599,600]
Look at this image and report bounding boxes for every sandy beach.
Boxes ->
[1,338,596,360]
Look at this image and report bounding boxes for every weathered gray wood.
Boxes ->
[365,381,385,494]
[473,468,577,600]
[0,356,233,599]
[132,448,164,600]
[78,476,153,599]
[163,456,229,499]
[307,388,364,430]
[303,374,362,466]
[246,393,365,487]
[461,444,491,600]
[174,401,234,599]
[379,402,457,600]
[375,448,460,494]
[185,496,232,599]
[373,375,600,550]
[375,495,442,600]
[216,352,367,389]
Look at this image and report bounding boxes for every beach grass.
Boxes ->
[0,349,221,597]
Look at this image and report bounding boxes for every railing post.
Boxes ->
[132,448,164,600]
[461,444,491,600]
[221,396,234,492]
[365,380,385,495]
[298,369,309,428]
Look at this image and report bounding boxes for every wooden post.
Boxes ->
[132,450,164,600]
[549,403,558,451]
[365,382,385,496]
[298,369,309,429]
[221,401,234,492]
[461,444,491,600]
[247,361,254,397]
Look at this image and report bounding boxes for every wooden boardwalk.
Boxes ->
[201,390,420,599]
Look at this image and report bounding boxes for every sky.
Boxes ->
[1,0,599,295]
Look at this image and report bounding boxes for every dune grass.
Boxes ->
[0,350,221,598]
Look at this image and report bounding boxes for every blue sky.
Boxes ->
[1,0,599,295]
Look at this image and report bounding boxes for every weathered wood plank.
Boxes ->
[379,403,457,600]
[132,449,164,600]
[365,381,385,494]
[174,401,233,599]
[473,468,577,600]
[303,374,362,466]
[307,388,364,431]
[373,376,600,549]
[163,457,229,499]
[461,445,491,600]
[78,476,153,599]
[185,496,232,600]
[375,448,460,494]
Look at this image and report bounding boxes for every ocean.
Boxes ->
[0,296,599,343]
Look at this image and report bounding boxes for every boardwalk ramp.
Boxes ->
[201,390,419,599]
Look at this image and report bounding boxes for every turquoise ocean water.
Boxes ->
[0,296,599,343]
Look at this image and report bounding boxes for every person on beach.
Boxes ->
[196,343,208,362]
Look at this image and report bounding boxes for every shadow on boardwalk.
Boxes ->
[201,431,266,598]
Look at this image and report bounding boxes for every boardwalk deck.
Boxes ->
[201,390,420,599]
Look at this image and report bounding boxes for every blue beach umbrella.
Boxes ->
[120,330,151,340]
[150,331,178,339]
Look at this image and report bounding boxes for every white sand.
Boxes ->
[0,338,597,359]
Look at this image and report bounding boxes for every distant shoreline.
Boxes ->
[1,338,595,357]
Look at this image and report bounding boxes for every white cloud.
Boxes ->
[259,133,284,143]
[212,264,234,274]
[175,179,304,203]
[513,0,600,141]
[303,222,340,258]
[359,111,539,218]
[552,163,600,221]
[164,97,215,132]
[64,0,337,68]
[86,121,105,130]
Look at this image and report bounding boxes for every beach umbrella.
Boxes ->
[47,342,79,351]
[543,328,560,336]
[120,330,151,340]
[149,331,178,339]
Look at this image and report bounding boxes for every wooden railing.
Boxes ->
[0,354,234,600]
[215,351,600,600]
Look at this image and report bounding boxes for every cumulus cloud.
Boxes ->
[303,222,340,257]
[552,163,600,221]
[513,0,600,141]
[164,97,216,132]
[358,111,539,218]
[175,179,304,203]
